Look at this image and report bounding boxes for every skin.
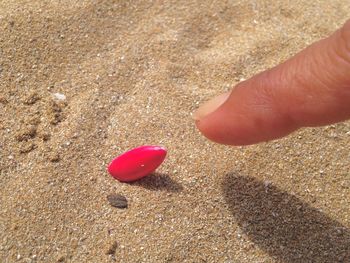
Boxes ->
[194,19,350,146]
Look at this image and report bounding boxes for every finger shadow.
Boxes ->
[221,173,350,263]
[132,173,183,193]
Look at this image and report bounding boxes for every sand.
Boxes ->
[0,0,349,262]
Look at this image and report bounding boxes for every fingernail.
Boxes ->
[193,91,231,121]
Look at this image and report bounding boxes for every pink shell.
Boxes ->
[108,145,167,182]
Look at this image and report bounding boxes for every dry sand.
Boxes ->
[0,0,349,262]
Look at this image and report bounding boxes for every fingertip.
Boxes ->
[195,78,300,146]
[195,105,255,146]
[193,92,231,121]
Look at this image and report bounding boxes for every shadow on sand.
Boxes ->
[132,173,183,193]
[221,173,350,263]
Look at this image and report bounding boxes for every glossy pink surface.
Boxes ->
[108,145,167,182]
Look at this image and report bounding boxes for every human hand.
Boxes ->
[194,20,350,146]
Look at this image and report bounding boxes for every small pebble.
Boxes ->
[15,126,37,142]
[19,142,36,153]
[108,145,167,182]
[106,241,118,255]
[107,194,128,209]
[40,132,51,141]
[57,255,65,262]
[53,93,66,101]
[23,92,40,105]
[0,96,8,104]
[49,152,60,163]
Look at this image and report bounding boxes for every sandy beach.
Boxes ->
[0,0,349,262]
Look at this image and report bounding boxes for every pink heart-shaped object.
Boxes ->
[108,145,167,182]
